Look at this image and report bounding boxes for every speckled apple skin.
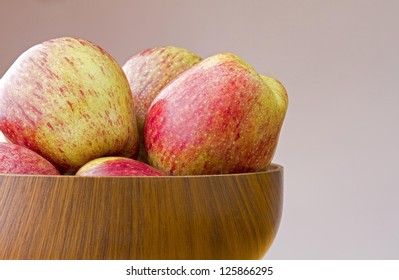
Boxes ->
[0,142,59,175]
[75,157,165,176]
[123,46,201,132]
[144,53,288,175]
[0,37,139,173]
[122,47,201,163]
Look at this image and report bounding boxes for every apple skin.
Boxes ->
[144,53,288,175]
[0,142,60,175]
[0,37,139,173]
[75,156,165,176]
[122,46,201,161]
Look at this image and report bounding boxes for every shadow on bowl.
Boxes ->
[0,164,283,260]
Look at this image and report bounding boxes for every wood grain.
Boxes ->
[0,164,283,260]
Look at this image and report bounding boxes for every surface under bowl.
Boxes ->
[0,164,283,260]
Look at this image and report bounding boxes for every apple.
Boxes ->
[0,142,59,175]
[144,53,288,175]
[75,156,165,176]
[122,46,201,161]
[0,37,139,174]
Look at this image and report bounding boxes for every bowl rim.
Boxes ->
[0,163,283,179]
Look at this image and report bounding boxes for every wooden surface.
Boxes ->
[0,164,283,260]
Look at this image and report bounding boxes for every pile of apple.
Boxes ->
[0,37,288,177]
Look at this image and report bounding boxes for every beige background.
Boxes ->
[1,0,398,259]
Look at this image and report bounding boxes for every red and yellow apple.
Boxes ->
[0,142,59,175]
[144,53,288,175]
[76,157,165,176]
[0,37,139,174]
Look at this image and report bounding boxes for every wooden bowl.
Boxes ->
[0,164,283,260]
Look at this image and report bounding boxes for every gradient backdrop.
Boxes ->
[1,0,398,259]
